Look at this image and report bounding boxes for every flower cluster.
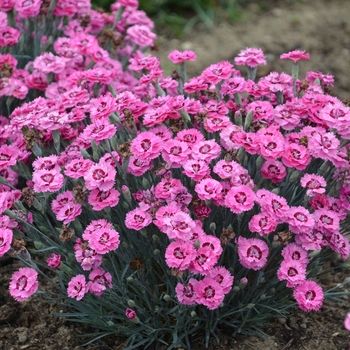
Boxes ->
[0,1,349,347]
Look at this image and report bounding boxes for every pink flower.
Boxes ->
[0,227,12,257]
[194,204,212,219]
[183,77,208,94]
[281,243,309,266]
[225,185,255,214]
[199,235,223,257]
[234,48,266,68]
[9,267,38,302]
[75,245,103,271]
[237,236,269,270]
[88,227,120,254]
[32,170,64,193]
[314,209,340,236]
[207,266,234,294]
[182,159,210,182]
[125,208,152,230]
[295,230,324,251]
[300,174,327,197]
[168,50,196,64]
[126,25,156,47]
[344,313,350,331]
[81,120,117,145]
[87,268,112,296]
[277,259,307,288]
[189,247,218,274]
[261,160,287,184]
[84,161,116,191]
[191,140,221,163]
[127,155,153,176]
[280,50,310,63]
[194,277,225,310]
[328,232,350,259]
[281,143,311,170]
[195,178,223,201]
[88,188,120,211]
[287,206,315,234]
[201,61,233,84]
[126,308,137,319]
[47,253,62,269]
[176,128,205,147]
[67,275,87,301]
[248,213,277,236]
[130,131,163,160]
[293,280,324,312]
[162,139,191,166]
[257,190,289,223]
[175,278,198,305]
[161,211,196,241]
[0,144,19,170]
[165,240,196,271]
[14,0,42,18]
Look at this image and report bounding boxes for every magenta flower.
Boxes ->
[47,253,62,269]
[9,267,38,302]
[293,280,324,312]
[282,143,311,170]
[280,50,310,63]
[175,279,198,306]
[234,48,266,68]
[0,227,12,257]
[207,266,234,294]
[300,173,327,197]
[281,243,309,266]
[126,308,137,320]
[88,227,120,255]
[32,169,64,193]
[162,211,196,241]
[67,275,87,301]
[287,206,315,234]
[257,190,289,223]
[88,188,120,211]
[165,240,196,271]
[168,50,196,64]
[314,209,340,236]
[125,208,152,230]
[237,236,269,270]
[201,61,233,84]
[344,313,350,331]
[87,267,112,296]
[191,140,221,163]
[195,178,223,201]
[261,160,287,184]
[194,277,225,310]
[130,131,163,160]
[189,247,218,274]
[225,185,255,214]
[162,139,191,167]
[0,144,19,170]
[182,159,210,182]
[277,259,307,288]
[84,161,116,191]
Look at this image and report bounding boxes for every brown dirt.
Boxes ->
[2,0,350,349]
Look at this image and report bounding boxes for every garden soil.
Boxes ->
[1,0,350,349]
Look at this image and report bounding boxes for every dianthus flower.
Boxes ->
[87,267,112,297]
[193,204,212,219]
[258,133,285,160]
[313,209,340,236]
[328,232,350,259]
[281,243,309,266]
[277,259,307,288]
[308,131,340,162]
[207,266,234,294]
[0,144,19,170]
[195,178,223,201]
[88,227,120,255]
[257,190,289,223]
[282,143,311,170]
[75,244,103,271]
[234,48,266,68]
[201,61,233,84]
[126,25,156,47]
[175,278,198,305]
[81,120,117,145]
[237,236,269,270]
[175,128,205,147]
[47,253,62,269]
[248,213,277,236]
[183,77,208,94]
[225,185,255,214]
[293,280,324,312]
[130,131,163,160]
[32,169,64,193]
[161,211,196,241]
[84,160,116,191]
[125,308,137,320]
[67,275,87,301]
[0,227,12,257]
[9,267,38,302]
[194,277,225,310]
[231,131,260,155]
[288,206,315,234]
[300,173,327,197]
[125,208,153,230]
[127,155,153,176]
[191,140,221,163]
[162,139,191,167]
[280,50,310,63]
[168,50,196,64]
[182,159,210,182]
[14,0,42,18]
[88,188,120,211]
[165,240,196,270]
[213,159,241,179]
[295,230,325,251]
[261,160,287,183]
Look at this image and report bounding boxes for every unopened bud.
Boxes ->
[163,294,171,302]
[126,276,133,282]
[190,311,197,318]
[127,300,136,308]
[259,277,266,284]
[152,235,159,243]
[260,294,266,300]
[140,229,147,237]
[244,110,253,130]
[239,277,248,289]
[232,286,240,292]
[247,303,255,309]
[122,242,128,248]
[194,239,201,249]
[153,249,160,255]
[209,222,216,234]
[142,178,150,188]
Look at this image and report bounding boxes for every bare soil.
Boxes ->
[2,0,350,349]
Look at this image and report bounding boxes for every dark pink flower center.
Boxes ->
[239,174,250,184]
[306,179,320,189]
[330,108,345,119]
[41,173,54,184]
[99,232,109,244]
[268,165,280,175]
[222,164,233,173]
[288,267,298,277]
[320,215,333,225]
[192,163,200,172]
[292,251,301,260]
[170,146,182,155]
[141,139,151,151]
[183,134,196,143]
[216,274,224,283]
[183,283,194,297]
[92,168,106,180]
[74,282,82,292]
[291,149,301,159]
[247,245,262,259]
[199,144,211,154]
[266,142,277,150]
[294,212,308,222]
[16,275,28,291]
[202,242,215,250]
[196,254,208,266]
[173,247,185,259]
[234,192,247,204]
[272,199,282,211]
[259,217,268,228]
[134,214,145,223]
[204,285,215,298]
[0,153,10,161]
[321,136,332,149]
[305,290,316,301]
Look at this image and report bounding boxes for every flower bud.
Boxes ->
[247,303,255,309]
[127,300,136,308]
[153,249,160,255]
[209,222,216,234]
[140,229,147,237]
[34,241,46,250]
[244,110,253,130]
[260,294,266,300]
[259,277,266,284]
[239,277,248,289]
[142,178,150,188]
[152,235,159,243]
[126,308,137,320]
[122,242,128,248]
[190,311,197,318]
[163,294,171,302]
[194,239,201,249]
[232,286,240,292]
[126,276,134,282]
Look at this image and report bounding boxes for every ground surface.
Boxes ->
[2,0,350,349]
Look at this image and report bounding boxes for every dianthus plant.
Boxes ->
[0,2,350,348]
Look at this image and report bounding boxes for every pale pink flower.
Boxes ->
[56,201,82,224]
[282,143,311,170]
[32,170,64,193]
[130,131,163,160]
[237,236,269,270]
[84,161,116,191]
[246,101,274,122]
[288,206,315,235]
[257,190,289,223]
[162,211,196,241]
[274,104,300,130]
[87,268,112,296]
[281,243,309,266]
[194,277,225,310]
[313,209,340,236]
[207,266,234,294]
[64,158,93,179]
[126,25,156,47]
[248,213,277,236]
[234,48,266,68]
[175,278,198,305]
[47,253,62,269]
[182,159,210,182]
[88,227,120,254]
[258,133,285,161]
[14,0,42,18]
[220,77,246,96]
[295,230,324,251]
[165,240,196,270]
[189,247,218,275]
[213,159,240,179]
[199,235,223,257]
[154,205,179,230]
[280,50,310,63]
[195,178,223,201]
[300,174,327,197]
[168,50,196,64]
[125,208,152,230]
[225,185,255,214]
[277,259,307,288]
[0,227,12,257]
[261,160,287,183]
[232,131,260,155]
[308,131,340,162]
[88,188,120,211]
[67,275,87,301]
[9,267,38,302]
[155,178,182,200]
[293,280,324,312]
[191,140,221,163]
[75,244,103,271]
